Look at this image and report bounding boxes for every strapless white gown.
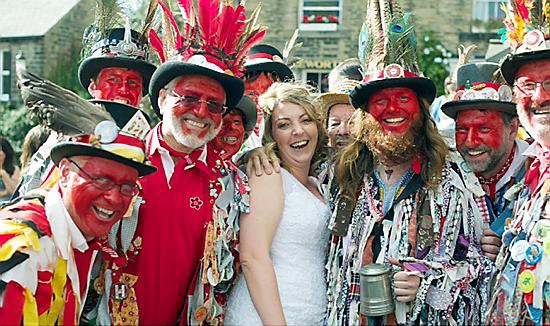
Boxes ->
[225,169,330,325]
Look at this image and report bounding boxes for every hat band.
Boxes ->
[363,65,421,83]
[184,54,234,76]
[76,133,147,164]
[100,142,146,163]
[453,82,513,102]
[245,53,283,66]
[91,38,148,60]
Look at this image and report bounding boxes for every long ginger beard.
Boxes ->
[361,113,423,166]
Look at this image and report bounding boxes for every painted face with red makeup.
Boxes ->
[212,111,246,159]
[88,67,144,107]
[59,156,139,239]
[159,75,225,153]
[367,87,422,135]
[455,110,517,178]
[514,60,550,148]
[245,72,276,135]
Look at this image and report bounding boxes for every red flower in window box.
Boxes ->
[328,15,339,23]
[303,15,310,23]
[315,15,324,23]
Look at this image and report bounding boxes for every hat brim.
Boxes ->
[501,49,550,85]
[232,96,257,133]
[314,93,352,116]
[149,61,245,118]
[441,100,517,119]
[78,56,157,95]
[89,100,151,128]
[350,77,437,109]
[244,62,294,82]
[50,142,156,177]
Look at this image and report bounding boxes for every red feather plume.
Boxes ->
[149,29,166,63]
[158,0,183,50]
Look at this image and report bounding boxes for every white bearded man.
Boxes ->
[92,1,265,325]
[486,2,550,324]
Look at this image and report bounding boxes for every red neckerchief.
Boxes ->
[477,146,516,202]
[524,143,550,193]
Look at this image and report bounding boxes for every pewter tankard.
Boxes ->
[359,263,395,317]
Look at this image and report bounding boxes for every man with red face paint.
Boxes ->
[441,62,529,263]
[326,3,488,326]
[242,44,295,151]
[15,22,156,198]
[211,96,257,160]
[94,2,265,325]
[485,4,550,324]
[0,120,155,325]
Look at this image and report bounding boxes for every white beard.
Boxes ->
[517,104,550,148]
[165,110,222,150]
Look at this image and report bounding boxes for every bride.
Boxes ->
[225,83,330,325]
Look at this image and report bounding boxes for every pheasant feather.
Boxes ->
[16,60,114,136]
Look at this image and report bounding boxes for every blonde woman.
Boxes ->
[225,83,329,325]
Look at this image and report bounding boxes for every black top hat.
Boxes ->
[244,44,295,82]
[350,64,437,109]
[231,95,257,135]
[148,57,245,118]
[441,62,516,119]
[79,28,157,95]
[90,99,151,128]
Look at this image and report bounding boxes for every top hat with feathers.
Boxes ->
[500,1,550,84]
[79,1,158,95]
[147,0,266,117]
[350,0,436,110]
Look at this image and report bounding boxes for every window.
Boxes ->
[473,0,505,21]
[300,0,341,31]
[303,70,329,94]
[0,50,11,102]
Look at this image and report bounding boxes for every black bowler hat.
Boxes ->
[232,95,257,136]
[244,44,295,82]
[79,28,156,96]
[441,62,516,119]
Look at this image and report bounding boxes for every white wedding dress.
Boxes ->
[225,168,330,326]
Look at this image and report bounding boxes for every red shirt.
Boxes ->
[125,127,223,325]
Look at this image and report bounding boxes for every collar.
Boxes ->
[147,123,209,185]
[495,139,530,191]
[45,187,89,258]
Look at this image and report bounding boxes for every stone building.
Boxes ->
[0,0,95,107]
[247,0,505,92]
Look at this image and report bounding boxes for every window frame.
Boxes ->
[0,49,11,102]
[472,0,506,22]
[301,69,330,94]
[299,0,342,32]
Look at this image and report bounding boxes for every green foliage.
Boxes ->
[418,33,452,97]
[47,43,89,98]
[0,104,38,151]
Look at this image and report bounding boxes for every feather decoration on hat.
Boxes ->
[282,29,303,68]
[82,0,125,58]
[153,0,266,76]
[501,0,550,50]
[140,0,160,45]
[16,58,114,136]
[451,44,477,84]
[359,0,420,75]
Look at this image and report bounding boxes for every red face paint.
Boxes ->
[367,87,421,135]
[212,111,246,158]
[455,110,511,176]
[245,73,275,135]
[92,67,144,107]
[63,157,139,239]
[162,75,226,152]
